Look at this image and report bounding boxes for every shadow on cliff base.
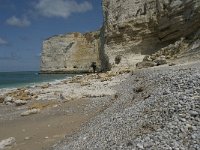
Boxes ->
[99,27,112,72]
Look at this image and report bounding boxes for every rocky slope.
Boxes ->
[101,0,200,69]
[51,61,200,150]
[41,32,100,73]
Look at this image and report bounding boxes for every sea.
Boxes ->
[0,71,74,89]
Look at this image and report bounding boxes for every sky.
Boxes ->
[0,0,103,72]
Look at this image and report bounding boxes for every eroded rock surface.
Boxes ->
[41,32,100,73]
[101,0,200,69]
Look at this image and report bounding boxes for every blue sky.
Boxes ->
[0,0,103,72]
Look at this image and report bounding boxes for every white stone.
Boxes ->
[24,137,31,140]
[179,118,186,122]
[186,124,192,130]
[137,143,144,149]
[189,111,198,116]
[14,100,27,106]
[21,109,40,116]
[0,137,16,149]
[4,97,12,102]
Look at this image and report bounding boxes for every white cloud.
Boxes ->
[35,0,93,18]
[0,38,8,45]
[6,16,31,27]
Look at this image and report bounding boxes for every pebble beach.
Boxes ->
[0,61,199,150]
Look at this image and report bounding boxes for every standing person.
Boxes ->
[91,62,97,73]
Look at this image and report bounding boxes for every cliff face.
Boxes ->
[41,0,200,73]
[102,0,200,69]
[41,32,100,73]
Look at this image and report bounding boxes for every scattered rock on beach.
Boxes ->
[80,81,90,86]
[24,137,31,140]
[41,84,50,89]
[21,109,40,116]
[4,96,13,103]
[4,96,13,105]
[136,61,156,69]
[5,89,35,101]
[137,55,168,69]
[14,100,27,106]
[0,137,16,149]
[154,58,167,66]
[169,63,176,66]
[143,55,152,61]
[137,143,144,149]
[0,96,4,103]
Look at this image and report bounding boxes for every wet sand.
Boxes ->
[0,98,94,150]
[0,72,128,150]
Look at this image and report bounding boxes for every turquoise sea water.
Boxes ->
[0,71,74,89]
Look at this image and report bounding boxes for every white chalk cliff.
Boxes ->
[41,32,100,73]
[41,0,200,73]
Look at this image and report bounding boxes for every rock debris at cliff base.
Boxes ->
[52,61,200,150]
